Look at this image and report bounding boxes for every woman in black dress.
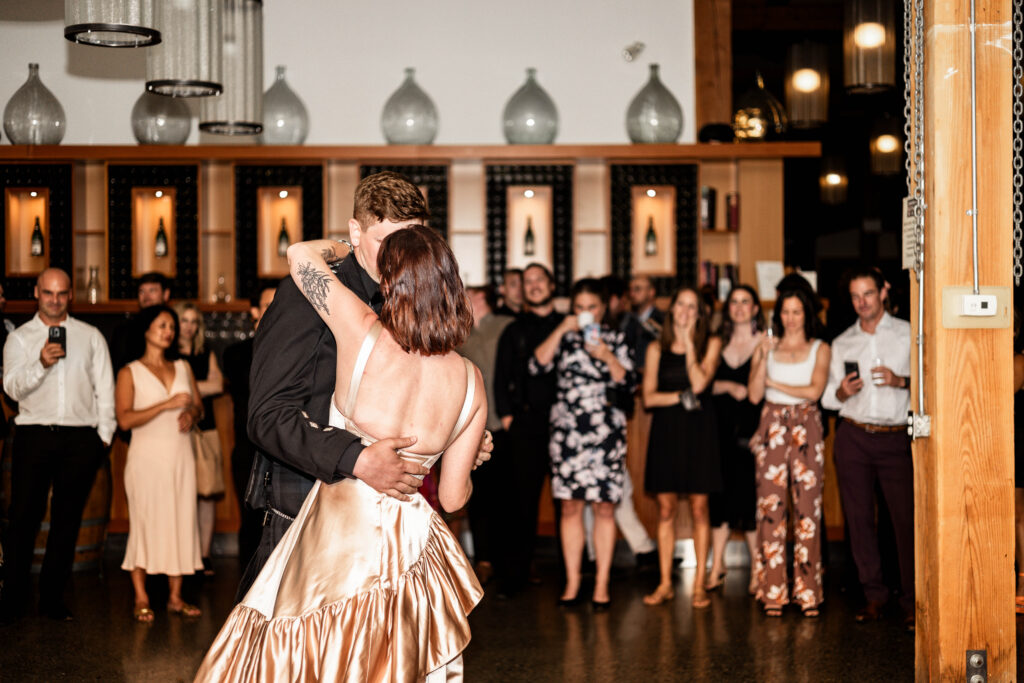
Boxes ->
[706,285,765,595]
[642,287,722,608]
[531,279,635,608]
[174,301,225,575]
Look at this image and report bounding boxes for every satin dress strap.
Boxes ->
[343,319,383,417]
[335,322,476,470]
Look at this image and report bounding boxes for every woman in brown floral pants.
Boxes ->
[748,289,830,617]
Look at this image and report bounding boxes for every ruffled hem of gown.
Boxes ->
[195,513,483,683]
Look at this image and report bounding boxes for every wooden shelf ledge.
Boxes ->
[0,141,820,163]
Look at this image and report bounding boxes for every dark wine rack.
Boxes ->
[610,164,699,296]
[107,164,200,300]
[234,164,323,300]
[0,164,72,300]
[485,164,573,296]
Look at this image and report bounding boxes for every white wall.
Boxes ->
[0,0,695,145]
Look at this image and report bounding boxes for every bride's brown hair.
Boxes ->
[378,225,473,356]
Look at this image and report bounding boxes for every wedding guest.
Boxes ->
[0,269,115,623]
[748,288,831,618]
[530,278,635,609]
[492,263,564,597]
[116,305,204,622]
[174,301,225,576]
[495,268,524,317]
[458,285,513,584]
[706,285,765,594]
[641,287,722,608]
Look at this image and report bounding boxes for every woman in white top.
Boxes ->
[748,287,830,617]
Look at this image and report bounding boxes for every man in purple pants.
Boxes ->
[822,267,915,632]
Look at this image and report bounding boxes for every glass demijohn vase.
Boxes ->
[3,63,66,145]
[380,68,438,145]
[625,64,683,143]
[262,66,309,145]
[131,91,191,145]
[503,68,558,144]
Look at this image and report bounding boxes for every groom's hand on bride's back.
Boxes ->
[353,436,425,501]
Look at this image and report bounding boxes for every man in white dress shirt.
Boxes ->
[0,268,116,622]
[822,267,914,631]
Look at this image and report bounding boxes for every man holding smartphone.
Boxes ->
[822,266,914,631]
[0,268,116,623]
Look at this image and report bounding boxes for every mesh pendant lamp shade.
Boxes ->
[786,42,828,128]
[844,0,895,92]
[65,0,160,47]
[200,0,262,135]
[146,0,222,97]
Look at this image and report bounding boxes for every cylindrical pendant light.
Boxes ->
[200,0,263,135]
[820,157,849,205]
[844,0,895,92]
[870,117,903,175]
[146,0,222,97]
[65,0,160,47]
[785,41,829,128]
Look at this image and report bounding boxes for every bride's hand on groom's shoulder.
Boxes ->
[473,430,494,470]
[353,435,425,501]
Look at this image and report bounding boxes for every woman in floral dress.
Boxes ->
[530,278,636,609]
[748,287,831,617]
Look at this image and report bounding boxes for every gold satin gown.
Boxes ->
[195,323,484,682]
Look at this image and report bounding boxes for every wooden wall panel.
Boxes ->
[693,0,733,129]
[914,1,1014,679]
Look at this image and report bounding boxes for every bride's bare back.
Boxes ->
[288,228,485,511]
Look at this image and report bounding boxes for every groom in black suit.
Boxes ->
[239,172,440,598]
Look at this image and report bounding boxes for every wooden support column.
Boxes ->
[914,1,1014,679]
[693,0,732,129]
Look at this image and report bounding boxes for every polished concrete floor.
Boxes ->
[0,540,929,682]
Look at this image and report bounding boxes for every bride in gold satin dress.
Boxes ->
[195,226,487,682]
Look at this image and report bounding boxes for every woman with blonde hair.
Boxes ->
[173,301,224,575]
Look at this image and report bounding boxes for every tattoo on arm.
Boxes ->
[321,246,341,264]
[297,261,333,315]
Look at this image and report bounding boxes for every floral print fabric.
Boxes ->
[529,328,636,503]
[749,401,825,610]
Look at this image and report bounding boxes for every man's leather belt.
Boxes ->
[844,418,906,434]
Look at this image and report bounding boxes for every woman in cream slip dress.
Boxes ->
[195,227,487,683]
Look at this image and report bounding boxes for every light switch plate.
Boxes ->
[941,286,1011,329]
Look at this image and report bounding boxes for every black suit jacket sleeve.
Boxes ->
[493,324,518,419]
[247,274,363,484]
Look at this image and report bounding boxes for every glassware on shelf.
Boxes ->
[130,90,191,145]
[625,64,683,144]
[3,63,67,145]
[214,273,229,303]
[733,72,788,141]
[262,65,309,145]
[86,266,101,304]
[380,68,438,145]
[502,68,558,144]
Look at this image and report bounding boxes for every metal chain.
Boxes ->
[903,0,914,200]
[912,0,925,275]
[1013,0,1023,285]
